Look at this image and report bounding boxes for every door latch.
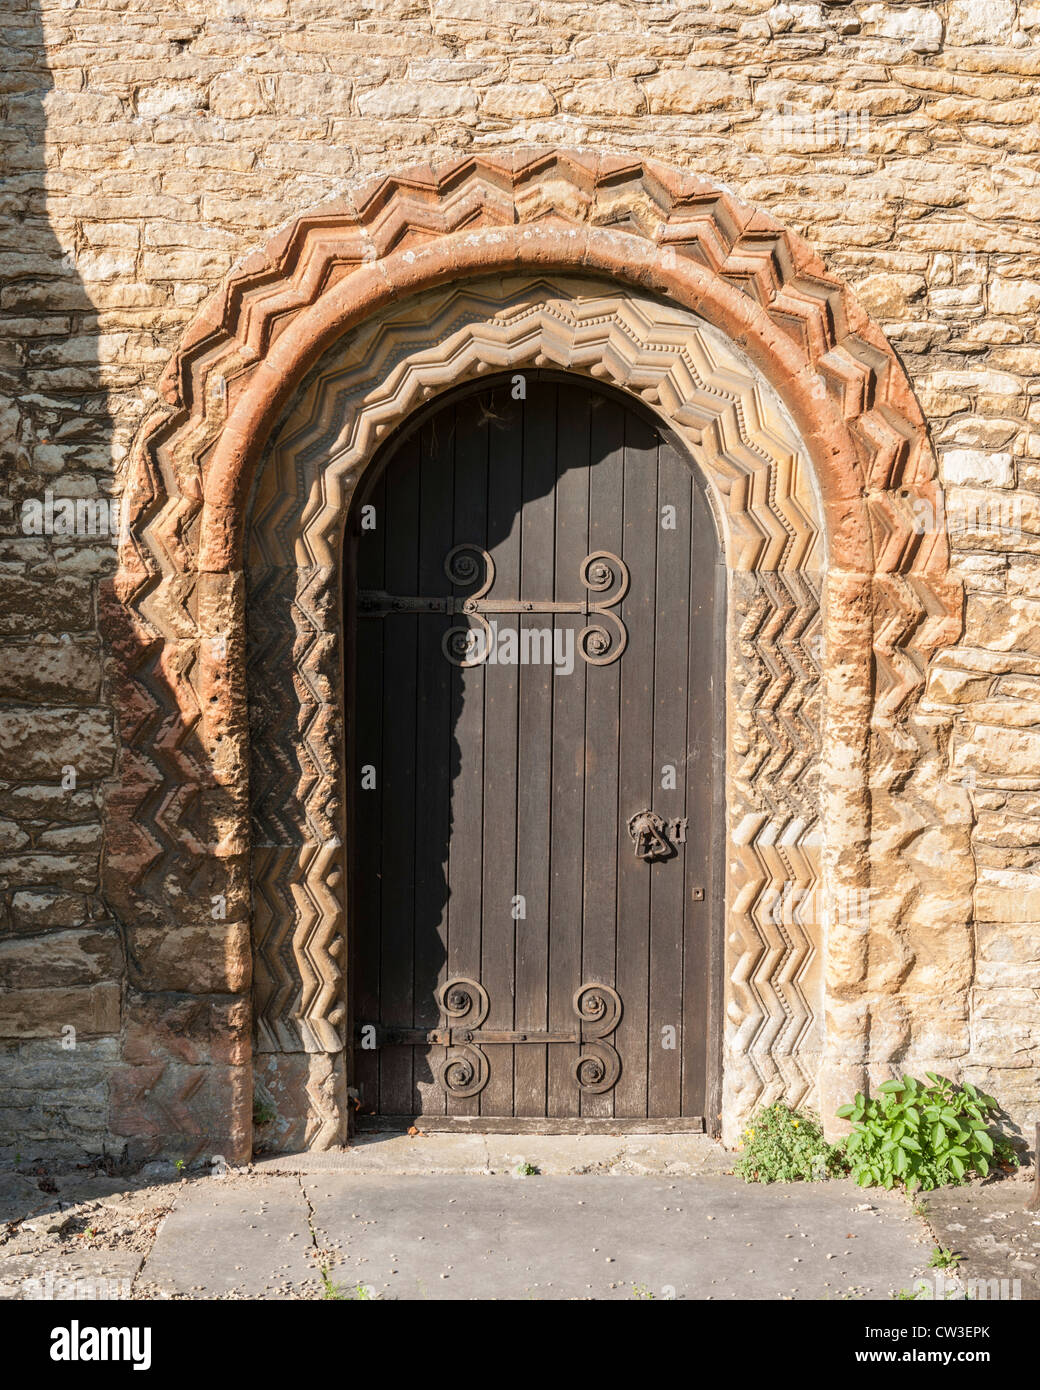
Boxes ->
[627,809,686,861]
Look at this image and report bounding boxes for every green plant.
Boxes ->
[513,1161,539,1177]
[736,1102,845,1183]
[929,1246,962,1270]
[253,1099,276,1127]
[319,1267,345,1300]
[838,1073,1019,1192]
[174,1158,186,1173]
[632,1283,654,1300]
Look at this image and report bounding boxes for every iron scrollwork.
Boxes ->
[572,984,623,1094]
[419,978,624,1098]
[359,543,630,668]
[436,977,491,1098]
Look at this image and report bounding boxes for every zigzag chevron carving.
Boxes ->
[246,275,826,1143]
[727,570,822,1118]
[108,152,961,1154]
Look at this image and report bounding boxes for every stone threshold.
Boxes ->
[251,1131,733,1177]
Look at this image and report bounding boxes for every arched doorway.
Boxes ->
[110,153,962,1162]
[345,373,724,1131]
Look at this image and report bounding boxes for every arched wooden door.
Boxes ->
[347,374,722,1132]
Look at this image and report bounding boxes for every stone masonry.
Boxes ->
[2,0,1040,1159]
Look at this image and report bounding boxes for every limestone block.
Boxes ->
[861,3,943,51]
[0,709,116,780]
[0,577,93,637]
[946,0,1016,46]
[209,75,269,120]
[0,982,120,1039]
[483,82,556,118]
[975,866,1040,923]
[0,929,122,992]
[852,270,926,320]
[357,81,477,119]
[942,448,1015,487]
[0,638,101,704]
[562,80,644,116]
[644,68,751,114]
[0,853,100,893]
[990,275,1040,315]
[9,891,92,932]
[128,921,251,995]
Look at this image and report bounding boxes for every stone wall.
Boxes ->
[2,0,1039,1156]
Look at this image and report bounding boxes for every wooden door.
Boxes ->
[348,375,721,1132]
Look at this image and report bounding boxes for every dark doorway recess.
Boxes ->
[344,372,725,1134]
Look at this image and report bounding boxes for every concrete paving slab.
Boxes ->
[921,1176,1040,1300]
[0,1248,142,1300]
[141,1175,316,1300]
[303,1173,931,1301]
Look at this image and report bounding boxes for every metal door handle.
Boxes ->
[627,809,687,861]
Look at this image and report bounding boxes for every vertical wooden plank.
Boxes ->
[513,379,556,1117]
[446,395,488,1117]
[547,383,590,1119]
[681,467,718,1119]
[412,418,456,1116]
[480,387,522,1116]
[377,437,420,1116]
[580,392,624,1118]
[647,439,692,1117]
[352,469,386,1116]
[612,408,658,1118]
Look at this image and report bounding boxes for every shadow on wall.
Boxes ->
[0,0,123,1158]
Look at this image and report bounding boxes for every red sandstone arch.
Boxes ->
[105,150,961,1162]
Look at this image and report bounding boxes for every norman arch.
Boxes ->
[107,152,963,1161]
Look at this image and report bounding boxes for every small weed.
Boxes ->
[173,1158,186,1174]
[253,1100,276,1127]
[513,1161,540,1177]
[632,1283,655,1300]
[736,1103,845,1183]
[929,1246,962,1271]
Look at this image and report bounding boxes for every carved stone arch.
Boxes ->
[249,274,825,1147]
[107,151,963,1161]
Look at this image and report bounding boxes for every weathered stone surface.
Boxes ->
[0,1037,119,1155]
[2,0,1040,1166]
[0,983,120,1039]
[645,68,751,113]
[0,710,115,780]
[0,928,122,991]
[128,921,251,995]
[0,639,101,703]
[8,892,92,932]
[947,0,1016,45]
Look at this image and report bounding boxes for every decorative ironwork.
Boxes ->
[628,809,687,862]
[573,984,623,1093]
[436,977,490,1098]
[358,544,629,667]
[357,979,623,1097]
